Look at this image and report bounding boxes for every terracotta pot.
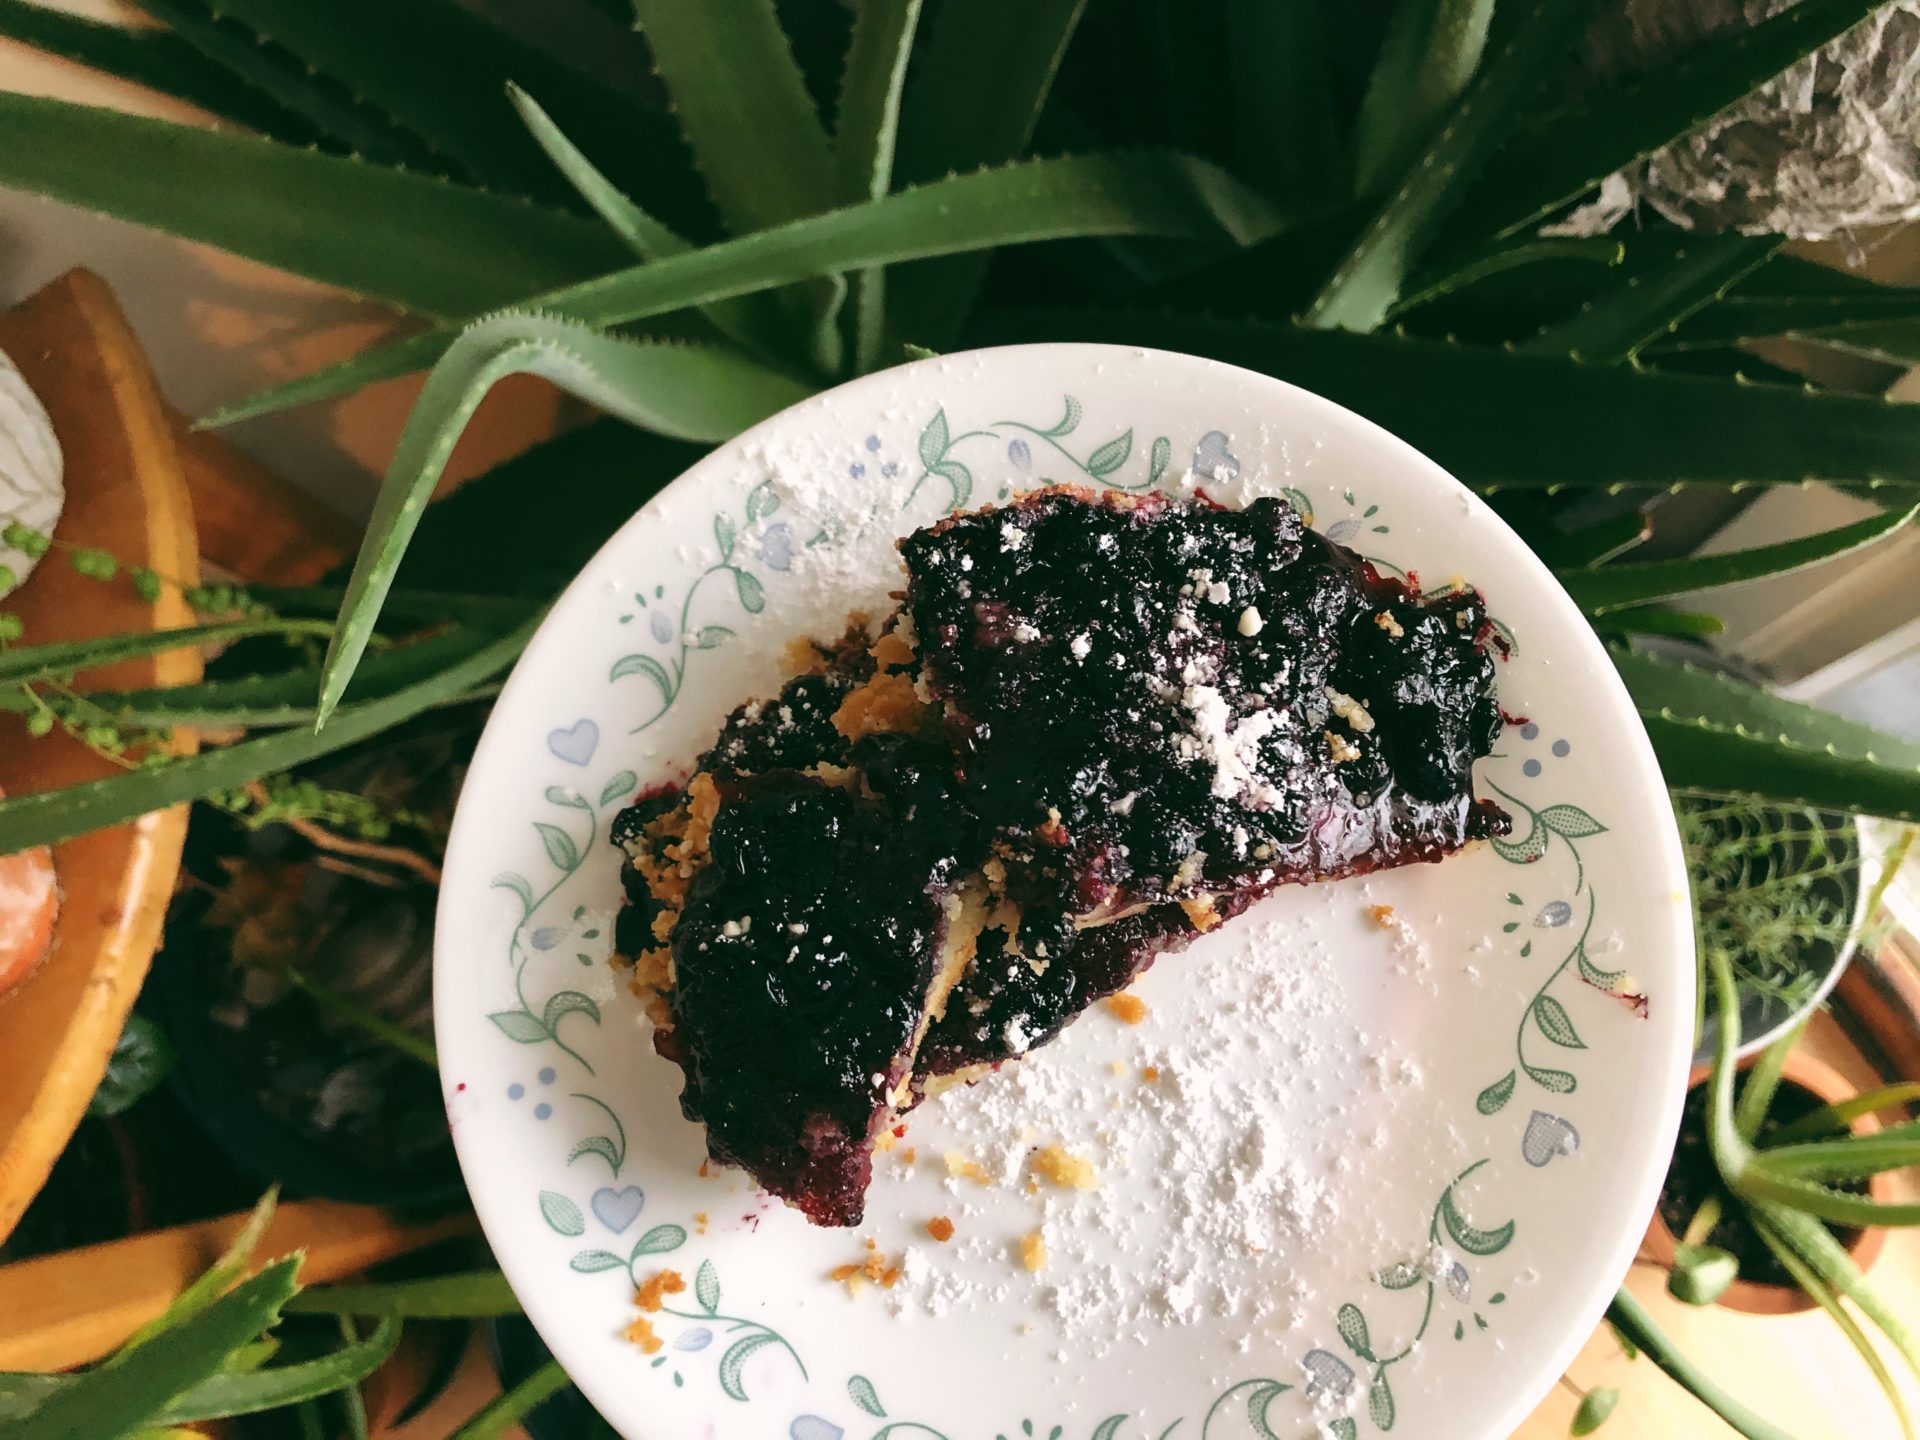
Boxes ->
[1644,1049,1895,1316]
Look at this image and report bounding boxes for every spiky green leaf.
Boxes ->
[1351,0,1496,196]
[835,0,924,372]
[286,1273,521,1319]
[151,1317,400,1424]
[1226,0,1339,198]
[1523,235,1781,365]
[445,1359,569,1440]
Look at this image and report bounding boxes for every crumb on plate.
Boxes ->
[634,1269,686,1313]
[1105,993,1149,1025]
[1031,1145,1098,1191]
[624,1316,662,1354]
[1019,1231,1047,1272]
[927,1216,955,1243]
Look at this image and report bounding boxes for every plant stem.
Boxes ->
[1681,1193,1724,1249]
[284,965,438,1068]
[1605,1290,1806,1440]
[447,1359,570,1440]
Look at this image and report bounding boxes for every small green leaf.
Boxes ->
[1476,1070,1517,1115]
[488,1010,548,1044]
[734,570,767,615]
[1336,1303,1373,1360]
[746,480,781,523]
[695,1260,722,1315]
[600,771,639,807]
[87,1012,174,1118]
[568,1135,621,1173]
[611,652,675,700]
[929,460,973,511]
[1530,1066,1578,1095]
[920,408,951,467]
[1246,1380,1288,1439]
[1085,429,1134,479]
[534,823,580,872]
[1368,1369,1396,1430]
[1667,1244,1738,1306]
[1571,1385,1619,1435]
[690,626,734,651]
[713,512,737,562]
[1039,395,1083,437]
[1089,1417,1129,1440]
[1539,804,1606,839]
[848,1375,886,1418]
[1533,996,1587,1051]
[716,1332,776,1402]
[631,1224,688,1257]
[1378,1260,1425,1290]
[1147,435,1171,488]
[1442,1187,1517,1256]
[539,1191,585,1237]
[543,991,601,1032]
[1492,822,1549,866]
[568,1250,625,1274]
[1328,1422,1358,1440]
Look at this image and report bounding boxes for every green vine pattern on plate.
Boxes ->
[484,400,1616,1437]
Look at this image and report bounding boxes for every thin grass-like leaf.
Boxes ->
[1755,1201,1920,1382]
[1756,1135,1920,1182]
[0,618,535,855]
[314,316,813,723]
[0,0,319,144]
[1748,1213,1914,1440]
[1736,1022,1804,1143]
[1603,1290,1805,1440]
[1389,235,1624,322]
[1536,510,1652,571]
[285,1272,521,1320]
[1768,1083,1920,1145]
[125,1190,280,1350]
[1351,0,1496,196]
[505,83,789,361]
[1589,607,1724,639]
[0,618,333,688]
[1523,235,1781,365]
[835,0,923,373]
[0,93,630,318]
[446,1359,570,1440]
[630,0,835,234]
[206,152,1284,427]
[1565,504,1918,614]
[152,1318,400,1425]
[1304,0,1589,332]
[1460,0,1892,244]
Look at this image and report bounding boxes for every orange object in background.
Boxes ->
[0,791,57,1000]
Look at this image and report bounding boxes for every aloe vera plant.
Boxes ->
[2,1,1920,1429]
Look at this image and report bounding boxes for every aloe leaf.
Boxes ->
[0,617,335,688]
[126,1190,280,1349]
[1736,1022,1805,1143]
[1565,503,1918,613]
[0,617,535,855]
[1304,0,1589,332]
[974,308,1920,492]
[1792,319,1920,369]
[630,0,834,234]
[134,0,436,170]
[1351,0,1496,196]
[1661,284,1920,354]
[0,0,319,144]
[1523,235,1782,365]
[504,83,788,361]
[153,1317,399,1424]
[1226,0,1339,198]
[0,93,631,318]
[206,151,1284,426]
[1611,647,1920,770]
[1389,235,1624,322]
[1645,714,1920,824]
[1603,1289,1805,1440]
[1588,607,1723,639]
[446,1359,570,1440]
[890,0,1091,345]
[1757,1135,1920,1182]
[1705,950,1756,1185]
[835,0,923,373]
[11,1260,299,1440]
[315,315,811,723]
[1536,510,1651,571]
[286,1272,520,1319]
[1460,0,1892,245]
[1754,1201,1920,1383]
[1768,1083,1920,1145]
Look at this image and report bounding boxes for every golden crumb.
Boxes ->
[624,1316,663,1353]
[1370,904,1396,929]
[1019,1231,1047,1272]
[927,1216,955,1243]
[1327,730,1361,764]
[1031,1145,1098,1191]
[1374,610,1406,639]
[1179,895,1222,932]
[1141,1065,1161,1084]
[782,635,832,675]
[943,1151,993,1185]
[901,1147,917,1165]
[694,1212,708,1235]
[634,1269,686,1313]
[832,670,926,740]
[1105,993,1149,1025]
[830,1250,901,1294]
[1109,1060,1128,1077]
[869,631,914,669]
[875,1129,897,1152]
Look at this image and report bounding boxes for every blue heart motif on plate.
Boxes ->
[1191,429,1241,481]
[548,719,599,767]
[790,1419,844,1440]
[592,1185,645,1232]
[757,522,795,572]
[1301,1349,1354,1398]
[1523,1111,1581,1167]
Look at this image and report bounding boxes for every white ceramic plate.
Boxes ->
[435,345,1694,1440]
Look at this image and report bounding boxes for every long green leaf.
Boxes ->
[1755,1201,1920,1381]
[1645,714,1920,824]
[1351,0,1496,196]
[1611,647,1920,770]
[0,617,334,687]
[1736,1022,1804,1143]
[134,0,435,170]
[1756,1135,1920,1181]
[12,1261,298,1440]
[1461,0,1893,244]
[1741,1166,1920,1226]
[1794,319,1920,369]
[1304,0,1589,332]
[0,0,319,144]
[629,0,835,234]
[1748,1213,1914,1440]
[889,0,1091,345]
[1523,235,1781,365]
[153,1318,400,1425]
[285,1272,520,1319]
[504,83,789,361]
[835,0,923,373]
[0,94,630,318]
[1564,503,1918,613]
[126,1190,280,1350]
[1603,1289,1805,1440]
[1661,281,1920,354]
[0,618,536,855]
[1389,234,1625,322]
[447,1359,570,1440]
[1589,607,1724,640]
[1226,0,1340,199]
[973,308,1920,492]
[206,151,1284,427]
[314,317,813,724]
[1768,1083,1920,1145]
